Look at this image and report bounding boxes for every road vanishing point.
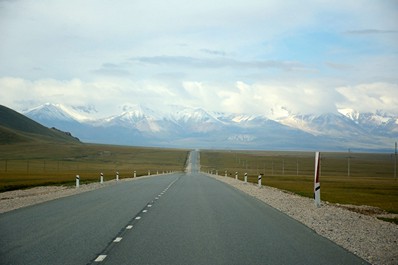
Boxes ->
[0,151,368,265]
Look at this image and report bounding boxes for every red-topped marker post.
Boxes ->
[314,152,321,207]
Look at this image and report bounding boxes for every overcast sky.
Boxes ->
[1,0,397,117]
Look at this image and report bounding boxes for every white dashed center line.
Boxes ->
[113,237,123,243]
[94,255,107,262]
[135,216,141,220]
[126,225,133,229]
[143,210,148,213]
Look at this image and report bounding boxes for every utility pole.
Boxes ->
[395,142,397,179]
[348,148,351,177]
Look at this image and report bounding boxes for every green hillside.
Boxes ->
[0,105,80,144]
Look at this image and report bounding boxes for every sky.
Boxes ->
[0,0,397,118]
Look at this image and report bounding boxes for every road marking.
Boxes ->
[126,225,133,229]
[135,216,141,220]
[143,210,148,213]
[155,197,159,200]
[113,237,122,242]
[147,204,152,207]
[95,255,107,262]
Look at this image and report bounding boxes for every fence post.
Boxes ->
[100,172,104,184]
[76,175,80,188]
[244,172,247,183]
[314,152,321,207]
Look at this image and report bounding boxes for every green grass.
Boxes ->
[0,142,189,192]
[200,150,398,214]
[377,217,398,225]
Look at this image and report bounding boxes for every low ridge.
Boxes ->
[0,105,80,144]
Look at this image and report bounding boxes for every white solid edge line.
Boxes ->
[95,255,107,262]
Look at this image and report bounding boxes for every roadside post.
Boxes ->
[116,171,119,181]
[100,173,104,184]
[258,174,262,188]
[244,172,247,183]
[314,152,321,207]
[76,175,80,188]
[148,170,151,176]
[225,170,227,177]
[216,170,218,175]
[134,170,136,178]
[235,172,238,180]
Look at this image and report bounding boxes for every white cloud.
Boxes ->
[336,83,398,114]
[1,77,397,117]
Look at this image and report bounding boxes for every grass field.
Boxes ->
[200,150,398,214]
[0,142,189,192]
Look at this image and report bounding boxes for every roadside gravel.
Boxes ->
[209,174,397,265]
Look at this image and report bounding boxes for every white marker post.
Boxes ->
[116,171,119,181]
[244,172,248,183]
[235,172,238,180]
[76,175,80,188]
[314,152,321,207]
[258,174,262,188]
[134,171,136,178]
[225,170,227,177]
[148,170,151,176]
[216,170,218,175]
[100,173,104,184]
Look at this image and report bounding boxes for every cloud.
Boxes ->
[1,77,398,118]
[200,49,227,56]
[336,83,398,114]
[131,56,306,71]
[92,63,131,77]
[344,29,398,35]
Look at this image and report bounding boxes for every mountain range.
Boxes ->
[19,103,398,151]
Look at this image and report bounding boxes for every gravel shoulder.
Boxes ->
[1,173,397,265]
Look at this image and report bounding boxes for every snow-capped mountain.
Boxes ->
[339,108,398,136]
[21,103,398,151]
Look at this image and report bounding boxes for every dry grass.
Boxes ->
[0,142,189,192]
[200,150,398,214]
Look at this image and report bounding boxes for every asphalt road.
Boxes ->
[0,151,368,265]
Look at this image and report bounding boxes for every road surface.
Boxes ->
[0,151,367,264]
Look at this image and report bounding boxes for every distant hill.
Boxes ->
[0,105,80,144]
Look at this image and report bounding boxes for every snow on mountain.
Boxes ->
[24,103,76,122]
[20,103,398,150]
[24,103,93,123]
[277,113,365,137]
[168,107,224,133]
[338,108,398,136]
